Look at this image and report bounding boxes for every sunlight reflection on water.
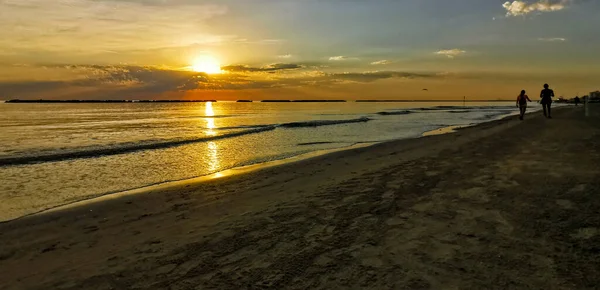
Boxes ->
[205,102,217,136]
[0,101,526,221]
[207,141,220,173]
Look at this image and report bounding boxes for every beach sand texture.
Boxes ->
[1,106,599,289]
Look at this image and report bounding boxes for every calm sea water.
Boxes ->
[0,101,538,221]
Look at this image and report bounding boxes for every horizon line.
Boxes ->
[2,99,520,103]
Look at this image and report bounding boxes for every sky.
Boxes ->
[0,0,599,100]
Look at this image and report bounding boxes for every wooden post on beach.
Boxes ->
[463,96,466,108]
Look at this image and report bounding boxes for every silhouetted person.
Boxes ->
[574,96,580,106]
[516,90,532,120]
[540,83,554,118]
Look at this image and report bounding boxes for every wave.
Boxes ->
[1,117,375,166]
[297,141,336,146]
[194,115,237,119]
[314,113,355,116]
[473,112,511,121]
[216,125,274,130]
[418,105,515,111]
[432,105,464,110]
[220,118,372,130]
[279,117,371,128]
[377,110,413,116]
[0,126,276,166]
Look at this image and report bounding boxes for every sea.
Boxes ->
[0,101,543,221]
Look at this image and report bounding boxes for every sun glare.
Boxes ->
[191,56,222,74]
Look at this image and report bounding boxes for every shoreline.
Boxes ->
[7,142,376,223]
[2,106,599,289]
[4,110,519,224]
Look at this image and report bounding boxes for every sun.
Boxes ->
[191,56,222,74]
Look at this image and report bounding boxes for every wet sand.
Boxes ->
[1,106,599,289]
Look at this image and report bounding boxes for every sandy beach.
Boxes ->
[1,106,599,289]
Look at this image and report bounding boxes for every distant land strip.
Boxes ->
[5,99,217,103]
[2,99,523,104]
[261,100,347,103]
[355,100,511,102]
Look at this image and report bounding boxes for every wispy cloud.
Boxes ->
[502,0,570,17]
[0,65,210,99]
[221,63,303,72]
[329,56,361,61]
[538,37,567,42]
[329,56,348,61]
[0,63,440,99]
[329,71,434,83]
[278,54,293,59]
[0,0,228,53]
[435,49,467,59]
[371,60,393,65]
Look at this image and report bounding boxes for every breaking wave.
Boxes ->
[279,117,371,128]
[377,110,413,116]
[1,117,373,166]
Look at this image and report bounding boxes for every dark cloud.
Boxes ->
[0,81,67,96]
[221,63,303,72]
[329,71,434,83]
[0,65,212,99]
[55,64,211,90]
[0,64,438,99]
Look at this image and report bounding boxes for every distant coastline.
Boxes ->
[261,100,347,103]
[354,100,510,102]
[5,99,217,103]
[4,99,519,104]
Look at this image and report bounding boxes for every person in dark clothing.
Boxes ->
[516,90,532,120]
[540,84,554,118]
[574,96,580,106]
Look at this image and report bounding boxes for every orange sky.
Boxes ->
[1,0,599,100]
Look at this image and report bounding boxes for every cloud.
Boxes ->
[0,0,228,53]
[435,49,467,59]
[0,63,440,99]
[278,54,293,59]
[256,39,284,44]
[0,63,302,98]
[502,0,570,17]
[0,65,213,99]
[329,56,360,62]
[371,60,393,65]
[329,56,348,61]
[328,71,434,83]
[538,37,567,42]
[221,63,303,72]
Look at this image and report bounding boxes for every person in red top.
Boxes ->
[516,90,532,120]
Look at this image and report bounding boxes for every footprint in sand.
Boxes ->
[458,187,490,203]
[555,199,574,210]
[425,171,439,177]
[571,228,598,240]
[385,217,405,226]
[568,184,587,194]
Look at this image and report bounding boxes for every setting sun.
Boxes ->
[191,56,222,74]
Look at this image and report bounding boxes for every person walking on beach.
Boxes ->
[516,90,532,120]
[540,84,554,118]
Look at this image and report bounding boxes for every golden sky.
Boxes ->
[0,0,599,100]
